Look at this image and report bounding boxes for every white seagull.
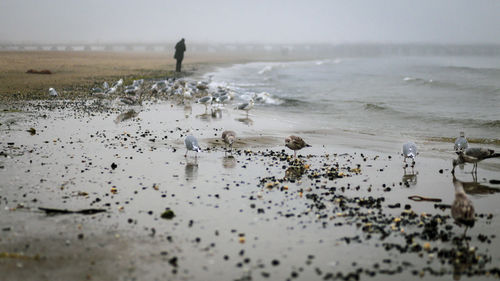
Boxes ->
[197,95,213,111]
[185,135,201,157]
[452,147,500,175]
[48,87,58,97]
[454,131,469,154]
[402,141,417,164]
[236,98,254,117]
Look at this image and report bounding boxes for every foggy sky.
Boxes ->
[1,0,500,44]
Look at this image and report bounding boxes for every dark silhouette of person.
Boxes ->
[174,38,186,72]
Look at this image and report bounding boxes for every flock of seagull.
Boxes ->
[47,78,498,236]
[401,131,499,176]
[48,77,260,115]
[401,131,498,234]
[184,129,498,235]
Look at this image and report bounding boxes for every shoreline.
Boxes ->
[1,51,500,280]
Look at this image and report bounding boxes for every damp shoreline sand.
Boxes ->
[1,51,500,281]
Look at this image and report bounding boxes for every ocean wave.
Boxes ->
[315,58,342,66]
[426,136,500,146]
[258,65,273,75]
[403,75,500,94]
[419,115,500,130]
[403,76,432,84]
[364,103,389,112]
[362,101,500,130]
[442,65,500,76]
[253,92,282,105]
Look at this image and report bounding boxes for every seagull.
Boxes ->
[185,135,201,157]
[124,85,137,94]
[285,135,311,158]
[183,88,192,100]
[196,81,209,91]
[103,81,109,90]
[48,87,58,97]
[451,176,475,236]
[454,131,469,154]
[132,79,144,87]
[237,98,254,117]
[222,130,236,153]
[402,141,417,165]
[197,95,213,111]
[452,147,500,175]
[216,94,231,105]
[112,78,123,88]
[105,87,117,95]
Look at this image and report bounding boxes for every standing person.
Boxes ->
[174,38,186,72]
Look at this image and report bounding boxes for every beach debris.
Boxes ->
[285,135,311,158]
[48,87,58,97]
[407,195,442,202]
[161,209,175,220]
[38,207,106,215]
[0,252,41,260]
[454,131,469,154]
[111,162,117,170]
[184,135,201,157]
[26,69,52,74]
[26,127,36,135]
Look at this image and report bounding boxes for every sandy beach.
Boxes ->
[1,51,500,281]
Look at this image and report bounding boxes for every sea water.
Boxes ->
[204,55,500,148]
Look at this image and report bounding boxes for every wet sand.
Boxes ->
[1,53,500,281]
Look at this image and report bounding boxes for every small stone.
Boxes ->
[161,209,175,220]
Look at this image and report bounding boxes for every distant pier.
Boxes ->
[0,43,499,56]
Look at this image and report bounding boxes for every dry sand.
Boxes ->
[0,51,257,101]
[1,51,500,281]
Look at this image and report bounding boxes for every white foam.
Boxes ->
[258,65,273,75]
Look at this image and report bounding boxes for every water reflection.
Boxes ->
[222,155,236,169]
[185,159,199,180]
[195,108,223,122]
[196,112,211,121]
[235,117,253,126]
[402,167,418,186]
[183,104,192,118]
[451,176,475,237]
[211,108,223,119]
[114,109,138,123]
[453,174,500,195]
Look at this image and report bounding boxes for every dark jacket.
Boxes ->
[174,39,186,60]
